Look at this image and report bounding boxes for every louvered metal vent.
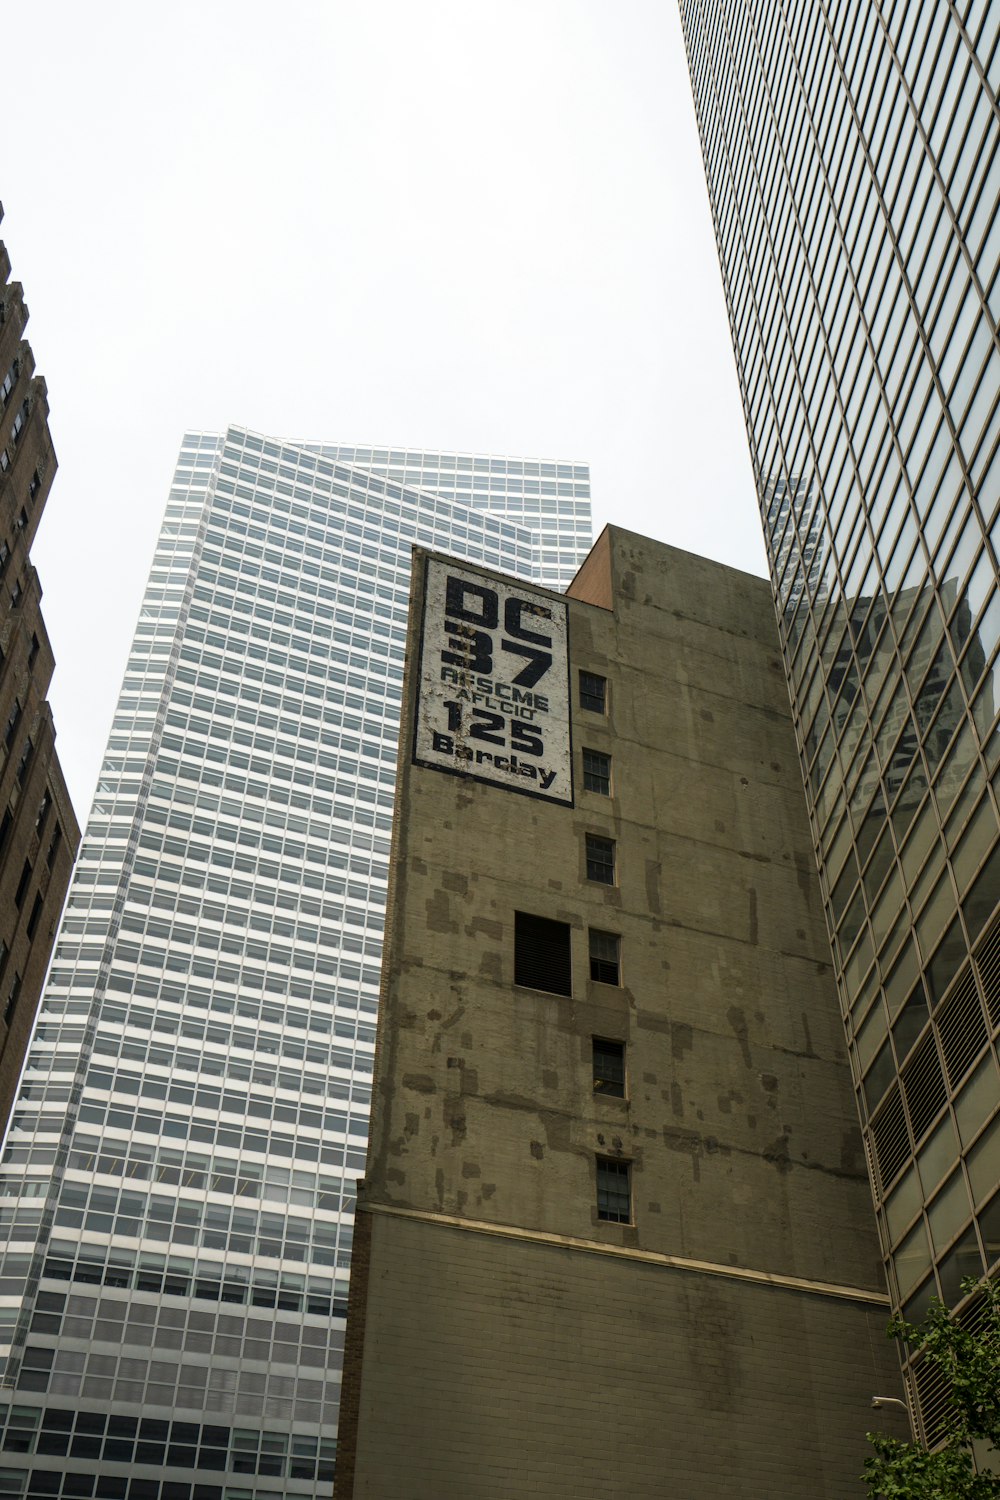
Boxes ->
[935,964,987,1088]
[901,1030,947,1142]
[972,907,1000,1030]
[862,1129,879,1200]
[514,911,572,996]
[957,1285,991,1336]
[869,1084,910,1194]
[912,1352,952,1448]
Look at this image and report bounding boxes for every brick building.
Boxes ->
[0,214,80,1133]
[335,527,903,1498]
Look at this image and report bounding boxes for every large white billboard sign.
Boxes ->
[413,557,573,805]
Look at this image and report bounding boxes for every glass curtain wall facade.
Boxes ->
[0,427,590,1500]
[680,0,999,1439]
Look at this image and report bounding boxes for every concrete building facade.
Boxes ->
[336,528,901,1499]
[0,216,79,1137]
[679,0,999,1439]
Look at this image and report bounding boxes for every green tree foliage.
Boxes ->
[864,1278,1000,1499]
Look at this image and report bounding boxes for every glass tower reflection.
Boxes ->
[0,428,591,1497]
[681,0,999,1441]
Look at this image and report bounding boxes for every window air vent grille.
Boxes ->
[862,1128,879,1200]
[912,1353,952,1449]
[869,1084,910,1194]
[935,965,987,1088]
[972,909,1000,1030]
[514,912,572,997]
[957,1285,991,1337]
[901,1031,948,1142]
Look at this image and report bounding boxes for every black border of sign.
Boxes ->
[411,553,575,808]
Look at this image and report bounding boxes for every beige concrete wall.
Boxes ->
[348,1212,896,1500]
[338,530,904,1496]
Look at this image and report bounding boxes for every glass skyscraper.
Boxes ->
[0,427,591,1498]
[681,0,999,1440]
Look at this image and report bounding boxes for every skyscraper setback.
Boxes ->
[0,428,590,1499]
[681,0,999,1439]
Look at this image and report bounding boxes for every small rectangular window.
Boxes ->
[26,892,43,941]
[579,671,607,714]
[4,700,21,748]
[14,860,31,909]
[35,791,51,832]
[46,823,62,869]
[593,1038,625,1097]
[582,748,611,795]
[514,911,572,996]
[585,833,616,885]
[15,739,32,785]
[596,1157,631,1222]
[4,972,22,1026]
[588,929,621,984]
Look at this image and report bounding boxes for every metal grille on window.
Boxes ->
[513,911,572,997]
[901,1032,948,1143]
[935,965,988,1089]
[869,1084,911,1197]
[912,1350,953,1448]
[972,908,1000,1030]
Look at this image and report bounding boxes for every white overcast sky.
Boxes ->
[4,0,764,817]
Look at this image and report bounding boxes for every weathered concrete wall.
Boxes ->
[337,529,904,1497]
[347,1211,894,1500]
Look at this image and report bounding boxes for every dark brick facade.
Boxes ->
[0,214,80,1132]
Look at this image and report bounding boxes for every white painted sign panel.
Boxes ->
[413,557,573,805]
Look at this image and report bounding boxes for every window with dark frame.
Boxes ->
[4,700,21,749]
[35,790,51,832]
[14,860,31,909]
[593,1038,625,1097]
[596,1157,631,1222]
[582,748,611,795]
[514,911,572,997]
[46,822,62,869]
[26,892,43,941]
[585,833,616,884]
[579,671,607,714]
[15,739,32,786]
[4,972,21,1026]
[588,929,621,984]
